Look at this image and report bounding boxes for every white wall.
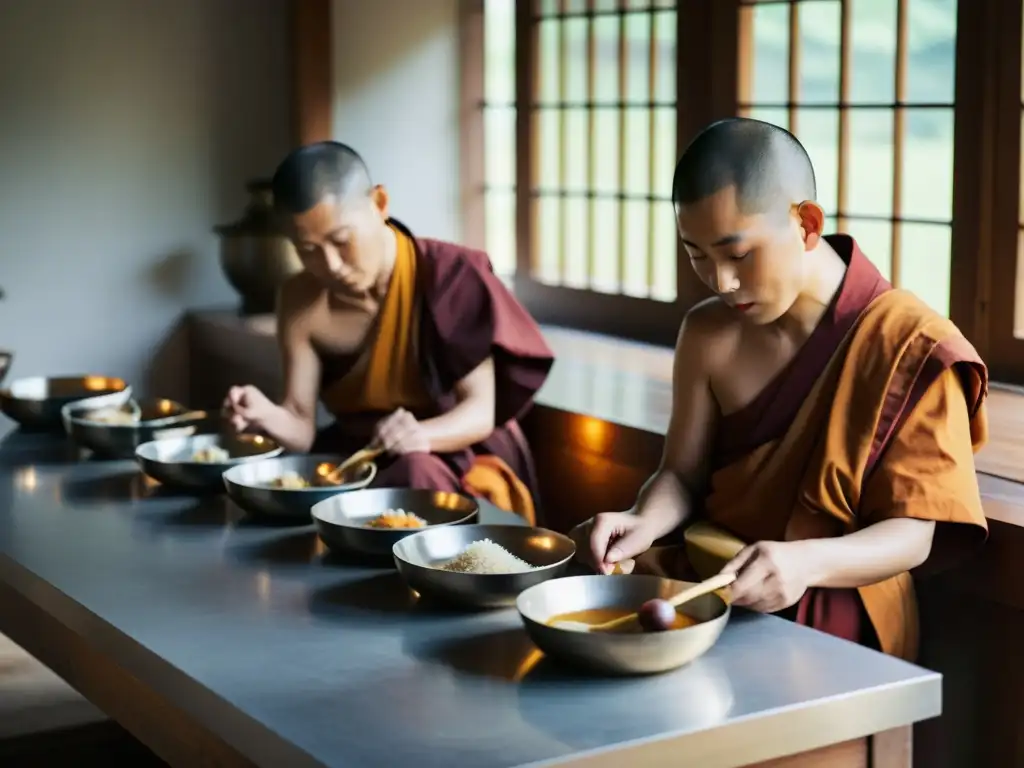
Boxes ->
[0,0,291,397]
[331,0,462,242]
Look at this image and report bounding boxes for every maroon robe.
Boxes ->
[312,219,554,508]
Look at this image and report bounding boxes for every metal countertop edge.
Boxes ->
[0,553,329,768]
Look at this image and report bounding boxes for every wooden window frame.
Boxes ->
[296,1,1024,386]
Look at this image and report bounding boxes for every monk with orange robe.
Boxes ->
[571,118,988,661]
[223,141,553,524]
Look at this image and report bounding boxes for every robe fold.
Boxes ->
[311,220,554,525]
[636,235,989,660]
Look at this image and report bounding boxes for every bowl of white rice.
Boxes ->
[392,523,575,609]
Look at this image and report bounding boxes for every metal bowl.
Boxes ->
[392,524,575,609]
[222,454,377,522]
[516,574,731,676]
[1,375,130,430]
[311,488,479,557]
[63,398,202,459]
[135,433,284,491]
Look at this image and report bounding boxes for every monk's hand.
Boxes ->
[372,408,430,455]
[720,541,811,613]
[223,385,275,433]
[569,512,654,575]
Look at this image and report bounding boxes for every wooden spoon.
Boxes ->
[146,409,209,427]
[323,445,384,485]
[554,571,737,633]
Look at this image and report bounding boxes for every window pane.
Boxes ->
[623,108,651,196]
[798,1,840,105]
[564,18,588,102]
[899,223,951,316]
[654,11,676,104]
[485,190,516,277]
[652,201,677,302]
[824,216,838,235]
[795,108,839,215]
[849,0,896,104]
[901,108,954,222]
[905,0,957,105]
[593,110,621,195]
[564,109,588,191]
[622,200,650,297]
[537,21,561,103]
[563,197,589,289]
[535,196,561,284]
[846,109,894,218]
[653,107,676,201]
[748,3,790,104]
[538,0,559,17]
[848,219,893,281]
[536,109,560,189]
[593,15,620,105]
[591,199,620,294]
[625,12,652,102]
[484,106,516,189]
[484,0,516,104]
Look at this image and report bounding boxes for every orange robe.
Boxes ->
[638,236,988,661]
[313,221,550,525]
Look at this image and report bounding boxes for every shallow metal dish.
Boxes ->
[222,454,377,522]
[63,398,202,459]
[311,488,479,557]
[135,433,284,491]
[1,375,129,430]
[516,574,730,676]
[392,523,575,609]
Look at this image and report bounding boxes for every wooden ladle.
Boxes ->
[554,571,737,633]
[322,445,384,485]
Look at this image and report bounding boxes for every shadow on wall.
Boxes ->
[143,316,190,404]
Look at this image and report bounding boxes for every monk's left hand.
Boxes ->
[720,541,811,614]
[372,408,431,455]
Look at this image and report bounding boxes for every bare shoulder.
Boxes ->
[277,272,322,337]
[675,296,741,366]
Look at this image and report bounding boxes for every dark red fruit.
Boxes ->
[637,599,676,632]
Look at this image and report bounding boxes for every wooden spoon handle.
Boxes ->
[336,446,384,474]
[666,571,737,609]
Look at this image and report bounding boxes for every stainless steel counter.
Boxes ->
[0,427,940,767]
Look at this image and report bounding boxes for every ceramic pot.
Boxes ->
[215,179,302,315]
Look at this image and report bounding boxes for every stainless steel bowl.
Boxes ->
[135,433,284,491]
[222,454,377,522]
[311,488,479,557]
[392,524,575,609]
[516,574,731,676]
[1,375,130,430]
[63,398,202,459]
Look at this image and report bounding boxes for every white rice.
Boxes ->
[438,539,535,574]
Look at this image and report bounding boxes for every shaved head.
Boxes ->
[271,141,374,214]
[671,118,816,216]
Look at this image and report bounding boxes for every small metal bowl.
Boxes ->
[516,574,730,676]
[311,488,479,558]
[222,454,377,522]
[135,433,284,491]
[392,523,575,609]
[63,398,202,459]
[1,375,130,430]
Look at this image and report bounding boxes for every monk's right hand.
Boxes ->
[222,385,274,433]
[569,512,656,575]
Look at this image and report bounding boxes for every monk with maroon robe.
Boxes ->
[571,118,988,661]
[223,141,553,523]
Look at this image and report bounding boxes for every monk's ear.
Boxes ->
[370,185,390,220]
[794,201,824,250]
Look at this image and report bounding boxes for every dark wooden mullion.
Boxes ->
[646,2,660,297]
[514,0,537,280]
[617,1,629,292]
[558,0,569,285]
[585,0,598,289]
[889,0,908,287]
[836,0,851,232]
[787,0,800,134]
